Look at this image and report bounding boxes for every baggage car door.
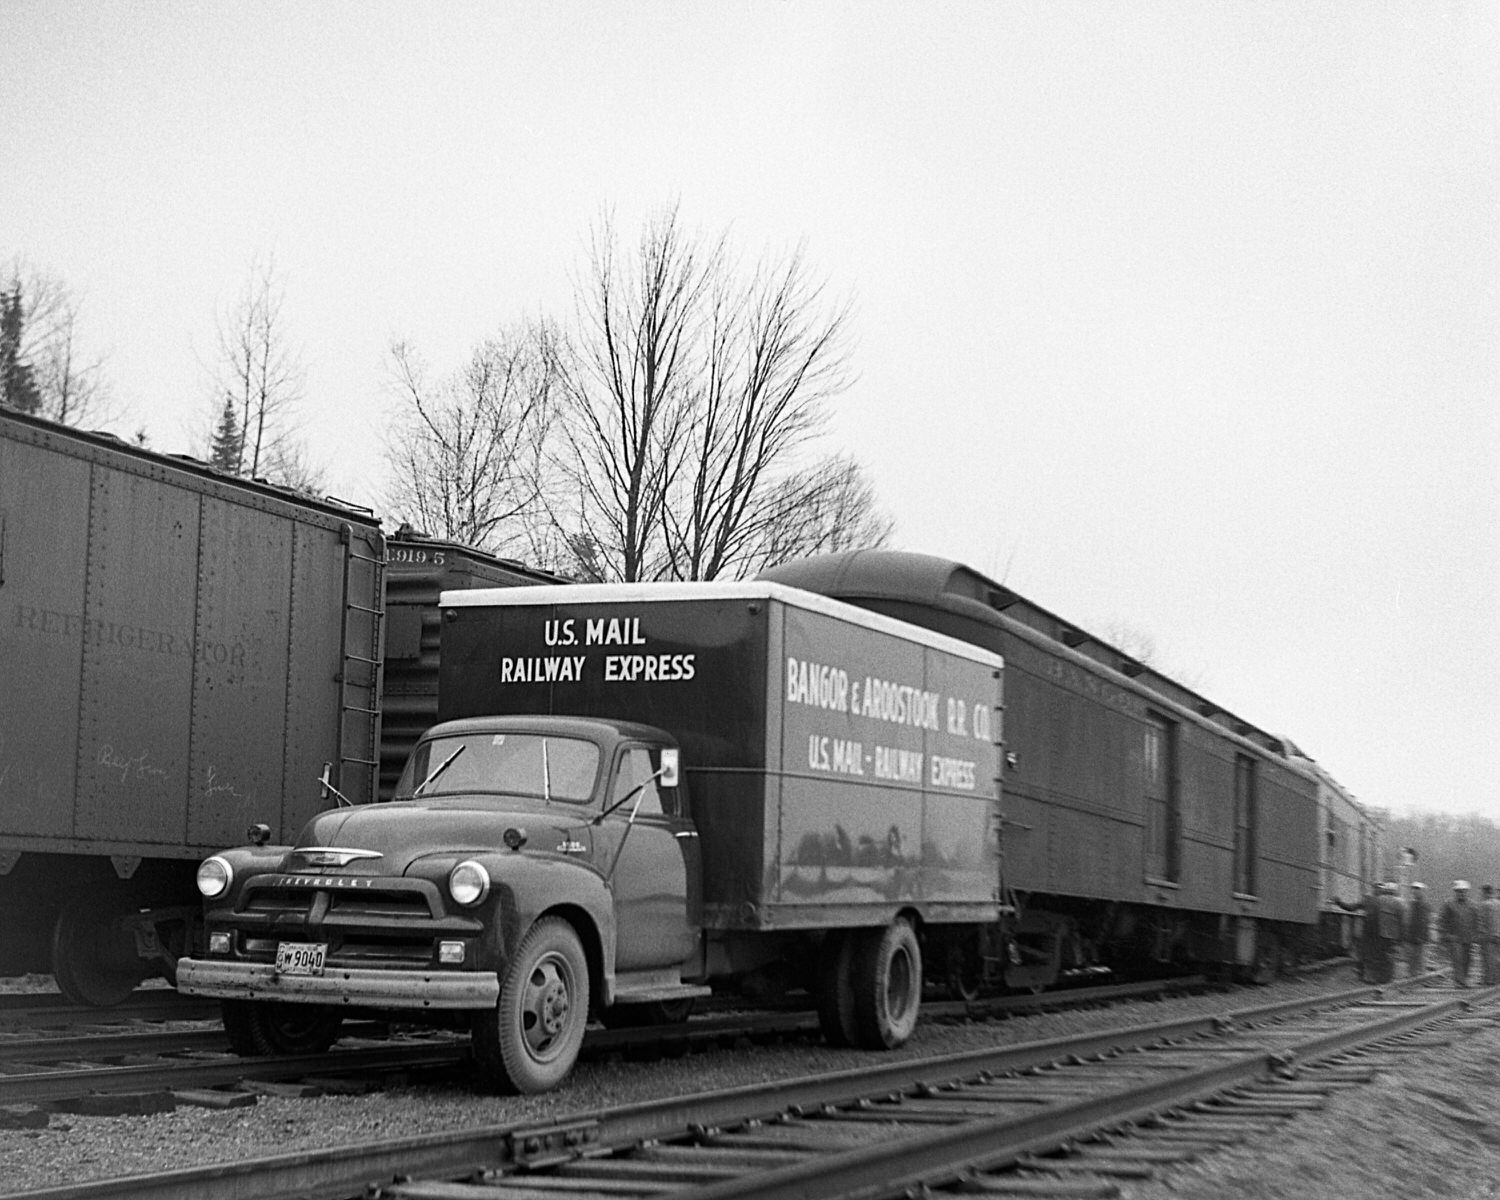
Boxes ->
[594,744,700,972]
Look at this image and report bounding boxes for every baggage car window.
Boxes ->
[1143,713,1180,882]
[1234,753,1258,895]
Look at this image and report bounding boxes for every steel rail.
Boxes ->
[0,991,218,1028]
[0,1039,469,1107]
[0,1025,230,1064]
[7,978,1436,1200]
[666,991,1487,1200]
[0,975,1225,1107]
[0,1020,400,1066]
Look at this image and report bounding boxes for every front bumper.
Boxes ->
[176,958,500,1010]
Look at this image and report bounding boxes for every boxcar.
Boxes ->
[762,549,1323,984]
[379,530,570,799]
[0,409,383,1003]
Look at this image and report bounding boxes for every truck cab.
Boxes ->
[178,714,708,1094]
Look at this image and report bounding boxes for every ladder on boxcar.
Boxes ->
[335,524,385,805]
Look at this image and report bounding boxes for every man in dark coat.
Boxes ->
[1350,889,1379,982]
[1482,885,1500,984]
[1405,882,1431,978]
[1370,882,1404,984]
[1438,880,1480,986]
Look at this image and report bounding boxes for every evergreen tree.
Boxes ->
[209,395,244,472]
[0,285,42,414]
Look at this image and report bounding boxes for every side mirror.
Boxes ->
[659,747,679,789]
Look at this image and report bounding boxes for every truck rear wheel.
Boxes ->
[474,917,589,1094]
[814,932,857,1047]
[220,999,343,1055]
[850,918,922,1049]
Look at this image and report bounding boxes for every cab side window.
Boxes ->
[609,746,677,818]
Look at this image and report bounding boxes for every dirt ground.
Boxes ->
[1119,1007,1500,1200]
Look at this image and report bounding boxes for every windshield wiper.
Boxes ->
[414,745,466,797]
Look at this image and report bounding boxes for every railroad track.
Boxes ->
[0,976,1213,1110]
[11,974,1486,1200]
[0,988,218,1029]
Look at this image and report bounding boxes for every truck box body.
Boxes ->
[438,581,1005,933]
[0,409,384,865]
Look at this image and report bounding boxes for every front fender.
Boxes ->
[201,845,295,914]
[480,853,618,999]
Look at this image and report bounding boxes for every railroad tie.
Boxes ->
[1075,1143,1211,1163]
[1013,1154,1158,1178]
[958,1173,1122,1197]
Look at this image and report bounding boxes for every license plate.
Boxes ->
[275,941,327,976]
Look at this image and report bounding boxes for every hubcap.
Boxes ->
[521,954,573,1058]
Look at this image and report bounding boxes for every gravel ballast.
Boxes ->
[2,972,1496,1197]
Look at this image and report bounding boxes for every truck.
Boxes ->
[177,579,1005,1093]
[0,407,384,1003]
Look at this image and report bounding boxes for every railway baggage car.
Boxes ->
[1285,740,1388,954]
[762,550,1324,983]
[0,409,383,1003]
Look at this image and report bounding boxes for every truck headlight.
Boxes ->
[449,860,491,907]
[197,856,234,899]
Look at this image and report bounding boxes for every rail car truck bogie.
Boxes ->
[179,582,1004,1093]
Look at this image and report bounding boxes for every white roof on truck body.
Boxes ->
[442,580,1004,671]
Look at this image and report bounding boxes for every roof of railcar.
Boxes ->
[760,549,1297,759]
[2,407,381,527]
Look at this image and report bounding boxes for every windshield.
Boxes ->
[393,732,601,803]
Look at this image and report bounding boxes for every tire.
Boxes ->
[943,940,983,1003]
[220,999,343,1055]
[51,898,146,1007]
[814,931,857,1048]
[473,917,590,1095]
[850,918,923,1050]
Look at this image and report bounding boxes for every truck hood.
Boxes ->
[287,798,592,874]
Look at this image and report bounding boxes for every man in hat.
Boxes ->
[1405,882,1431,978]
[1438,880,1480,986]
[1483,885,1500,984]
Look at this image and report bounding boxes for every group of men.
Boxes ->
[1359,879,1500,986]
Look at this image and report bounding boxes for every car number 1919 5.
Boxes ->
[275,942,327,976]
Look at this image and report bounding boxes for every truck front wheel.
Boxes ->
[850,918,922,1049]
[474,917,590,1094]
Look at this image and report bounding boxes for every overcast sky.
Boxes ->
[5,2,1495,820]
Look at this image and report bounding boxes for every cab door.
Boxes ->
[593,744,700,972]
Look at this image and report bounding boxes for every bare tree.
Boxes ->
[740,453,895,573]
[663,243,859,579]
[1,260,112,426]
[206,255,316,487]
[556,208,878,581]
[553,209,705,581]
[382,321,560,556]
